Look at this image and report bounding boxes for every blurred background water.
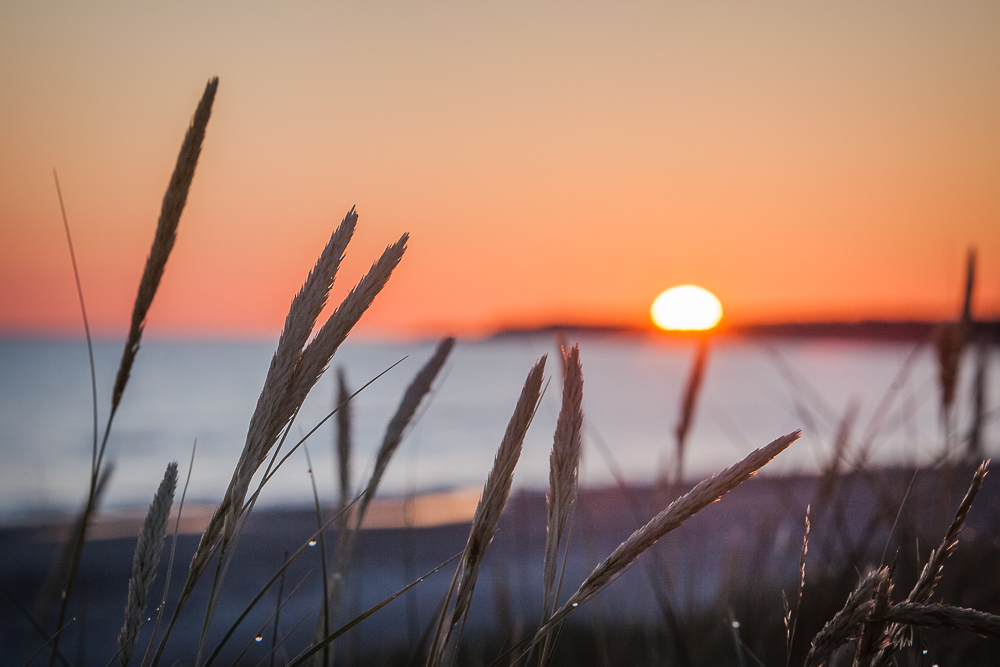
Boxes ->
[0,334,995,524]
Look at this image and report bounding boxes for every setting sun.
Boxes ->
[651,285,723,331]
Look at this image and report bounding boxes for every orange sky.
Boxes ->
[2,1,999,339]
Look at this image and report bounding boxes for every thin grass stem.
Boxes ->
[49,78,217,667]
[52,169,98,477]
[303,444,332,667]
[22,618,77,667]
[0,584,71,667]
[201,490,367,667]
[269,551,289,667]
[287,553,462,667]
[228,575,309,667]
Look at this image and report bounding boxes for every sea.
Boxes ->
[0,333,995,525]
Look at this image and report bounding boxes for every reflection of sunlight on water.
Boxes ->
[0,335,994,521]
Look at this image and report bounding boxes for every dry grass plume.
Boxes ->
[542,344,584,620]
[427,356,547,667]
[118,463,178,667]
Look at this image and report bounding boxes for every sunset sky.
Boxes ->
[2,1,998,339]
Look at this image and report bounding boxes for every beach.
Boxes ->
[4,465,995,665]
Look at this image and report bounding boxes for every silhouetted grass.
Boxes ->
[5,78,1000,667]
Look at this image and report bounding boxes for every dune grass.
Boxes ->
[11,78,1000,667]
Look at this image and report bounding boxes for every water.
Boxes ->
[0,334,995,523]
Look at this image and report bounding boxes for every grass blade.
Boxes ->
[335,368,353,512]
[288,553,462,667]
[322,338,455,653]
[52,169,99,477]
[356,337,455,524]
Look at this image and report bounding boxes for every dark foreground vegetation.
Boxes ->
[5,466,1000,665]
[3,78,999,667]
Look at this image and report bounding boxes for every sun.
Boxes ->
[650,285,723,331]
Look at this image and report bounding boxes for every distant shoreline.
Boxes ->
[3,319,999,345]
[489,319,1000,343]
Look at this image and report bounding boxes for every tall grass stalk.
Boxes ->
[538,345,583,666]
[356,337,455,525]
[211,209,358,550]
[320,337,455,661]
[183,214,401,590]
[140,444,196,667]
[934,248,977,455]
[783,505,810,667]
[109,79,218,433]
[303,444,332,667]
[966,335,989,459]
[542,344,583,621]
[427,357,547,667]
[48,77,218,667]
[200,487,369,667]
[335,368,353,513]
[152,212,407,666]
[674,337,710,484]
[909,462,986,604]
[118,463,178,667]
[52,169,99,479]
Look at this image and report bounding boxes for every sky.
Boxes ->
[2,1,999,339]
